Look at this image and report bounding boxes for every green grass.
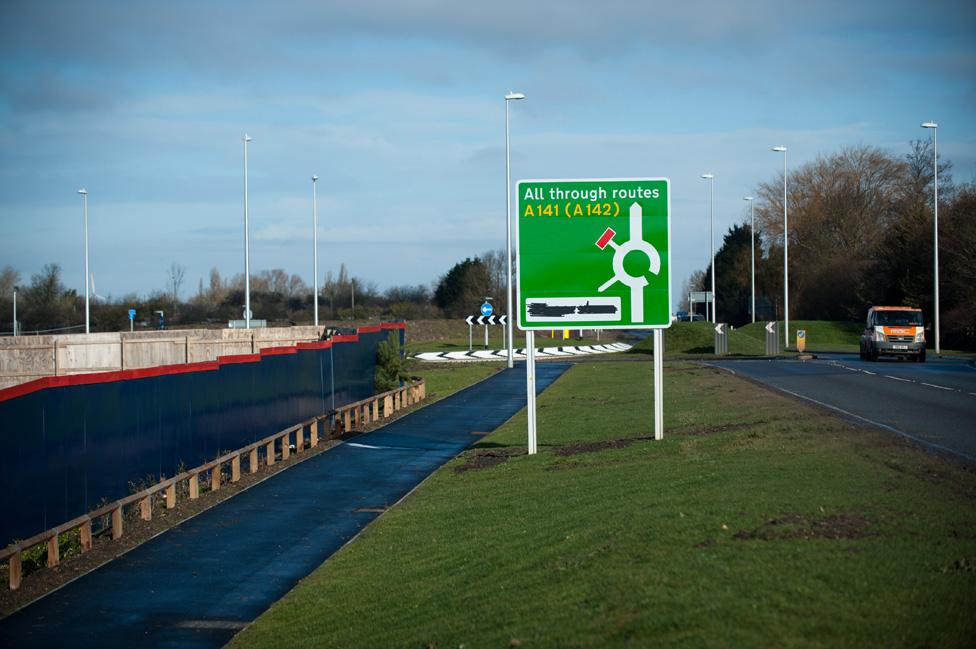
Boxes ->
[412,361,500,402]
[412,331,619,353]
[634,320,864,357]
[230,360,976,649]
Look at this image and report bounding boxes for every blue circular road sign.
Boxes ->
[480,302,493,317]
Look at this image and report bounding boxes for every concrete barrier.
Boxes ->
[0,326,327,389]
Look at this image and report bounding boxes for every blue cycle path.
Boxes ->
[0,362,570,649]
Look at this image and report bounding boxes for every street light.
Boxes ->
[312,174,319,328]
[504,90,525,369]
[12,286,17,337]
[78,188,90,334]
[743,197,756,323]
[243,134,252,329]
[771,146,788,349]
[921,121,940,355]
[700,174,715,323]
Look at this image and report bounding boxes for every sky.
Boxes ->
[1,0,974,310]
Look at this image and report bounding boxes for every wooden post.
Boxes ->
[266,441,275,466]
[343,409,351,432]
[9,551,22,590]
[231,454,241,482]
[296,426,304,453]
[419,381,426,399]
[112,506,123,539]
[166,482,176,509]
[210,463,221,491]
[281,433,290,461]
[250,447,259,473]
[354,406,361,428]
[80,519,93,551]
[140,495,152,521]
[47,534,60,567]
[371,399,379,421]
[310,420,319,448]
[189,473,200,500]
[384,395,393,418]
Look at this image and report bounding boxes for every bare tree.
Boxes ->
[167,263,186,304]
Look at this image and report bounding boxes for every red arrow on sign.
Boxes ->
[595,227,616,249]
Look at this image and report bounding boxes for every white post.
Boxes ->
[709,177,715,324]
[744,197,756,323]
[922,122,940,354]
[312,175,319,328]
[526,330,537,454]
[12,288,17,336]
[772,146,788,348]
[504,91,524,370]
[243,134,252,329]
[653,328,664,440]
[700,174,715,323]
[78,189,90,334]
[468,322,473,352]
[484,322,488,350]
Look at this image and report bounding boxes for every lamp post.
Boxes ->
[243,134,252,329]
[921,121,940,355]
[504,91,525,369]
[12,286,17,337]
[771,146,788,348]
[312,174,319,328]
[78,188,90,334]
[743,197,755,323]
[700,174,715,323]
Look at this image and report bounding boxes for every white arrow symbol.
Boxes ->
[765,321,775,333]
[477,315,486,325]
[488,315,496,325]
[466,316,475,326]
[715,323,724,334]
[499,315,507,325]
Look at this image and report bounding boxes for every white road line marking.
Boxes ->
[861,370,876,375]
[884,375,912,382]
[921,382,954,391]
[704,361,975,462]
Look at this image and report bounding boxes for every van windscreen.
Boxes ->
[876,311,923,326]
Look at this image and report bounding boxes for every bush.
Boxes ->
[375,332,411,392]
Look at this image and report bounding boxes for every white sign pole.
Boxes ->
[653,328,664,440]
[526,330,537,454]
[469,322,473,351]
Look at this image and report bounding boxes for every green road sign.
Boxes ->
[516,178,671,330]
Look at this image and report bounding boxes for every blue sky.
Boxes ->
[1,1,974,307]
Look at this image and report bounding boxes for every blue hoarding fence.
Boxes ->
[0,323,405,550]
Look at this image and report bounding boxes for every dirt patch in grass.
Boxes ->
[672,422,762,436]
[552,437,652,456]
[454,448,524,473]
[733,514,875,541]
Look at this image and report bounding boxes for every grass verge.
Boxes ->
[229,360,976,648]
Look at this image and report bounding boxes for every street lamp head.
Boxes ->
[700,174,713,179]
[243,134,252,142]
[771,146,787,152]
[921,122,938,129]
[743,196,753,201]
[312,175,318,182]
[505,91,525,101]
[77,188,88,195]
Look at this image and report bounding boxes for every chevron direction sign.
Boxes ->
[465,315,506,326]
[516,178,672,330]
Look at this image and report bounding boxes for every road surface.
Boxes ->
[708,353,976,460]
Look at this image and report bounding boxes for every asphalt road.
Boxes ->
[707,353,976,461]
[0,363,570,649]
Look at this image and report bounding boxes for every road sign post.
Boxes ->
[796,329,806,353]
[516,178,672,452]
[714,322,728,355]
[128,308,136,333]
[765,321,779,355]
